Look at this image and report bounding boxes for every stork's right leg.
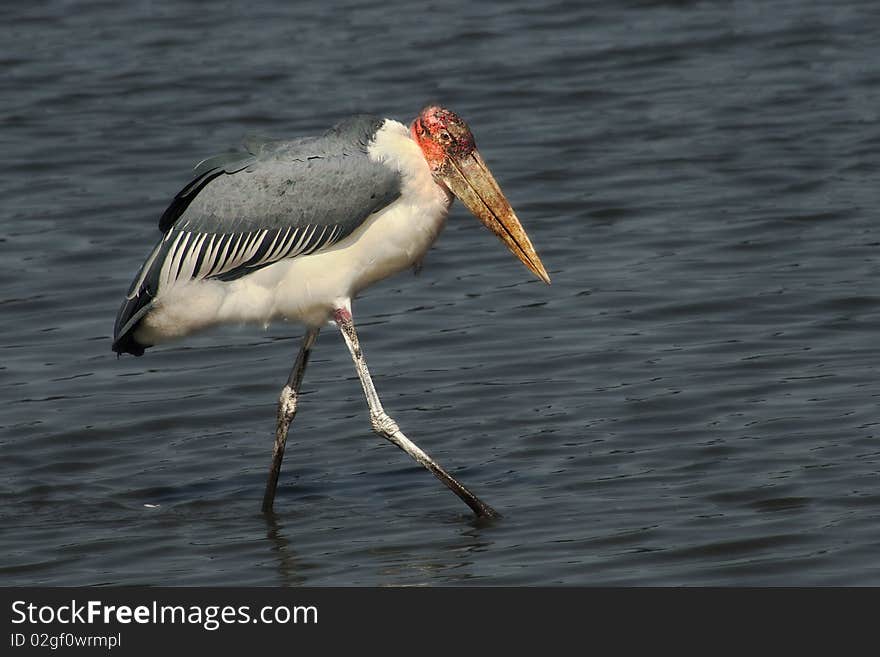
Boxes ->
[333,307,499,518]
[262,328,319,512]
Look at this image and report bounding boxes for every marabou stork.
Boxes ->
[112,105,550,518]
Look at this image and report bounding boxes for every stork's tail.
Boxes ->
[112,295,153,356]
[112,240,164,356]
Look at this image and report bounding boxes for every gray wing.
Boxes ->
[113,115,401,356]
[156,115,400,284]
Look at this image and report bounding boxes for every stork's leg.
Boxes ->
[262,328,320,512]
[333,308,499,518]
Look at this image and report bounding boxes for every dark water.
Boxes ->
[2,0,879,585]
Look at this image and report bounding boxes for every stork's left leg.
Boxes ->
[333,307,499,518]
[262,327,320,513]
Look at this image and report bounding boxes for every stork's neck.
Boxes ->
[367,119,453,207]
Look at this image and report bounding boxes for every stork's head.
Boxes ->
[411,105,550,284]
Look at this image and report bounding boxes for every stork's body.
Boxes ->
[113,106,549,517]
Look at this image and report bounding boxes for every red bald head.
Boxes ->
[411,105,477,174]
[409,104,551,285]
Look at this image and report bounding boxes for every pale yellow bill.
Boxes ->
[441,151,550,284]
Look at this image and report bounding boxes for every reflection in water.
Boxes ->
[264,513,306,587]
[263,507,499,586]
[372,519,498,586]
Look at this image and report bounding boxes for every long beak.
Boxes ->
[441,150,550,284]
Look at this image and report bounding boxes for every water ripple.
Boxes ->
[1,0,879,585]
